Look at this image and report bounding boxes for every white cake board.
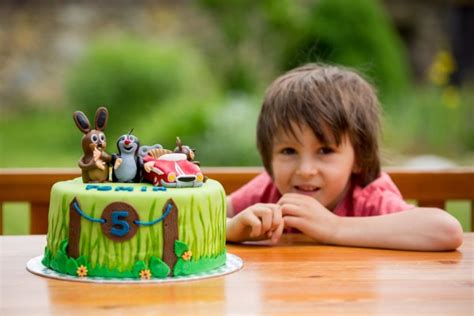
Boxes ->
[26,253,243,284]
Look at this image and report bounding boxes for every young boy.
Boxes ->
[226,64,463,251]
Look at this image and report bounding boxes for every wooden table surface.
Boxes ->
[1,234,473,315]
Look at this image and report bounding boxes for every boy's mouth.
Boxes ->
[294,185,320,193]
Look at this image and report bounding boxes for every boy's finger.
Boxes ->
[271,218,285,244]
[283,216,309,234]
[254,208,272,233]
[271,205,283,229]
[277,194,302,206]
[278,193,316,207]
[280,203,302,217]
[242,213,262,237]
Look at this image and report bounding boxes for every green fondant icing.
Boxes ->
[150,256,170,278]
[45,178,226,277]
[60,239,68,253]
[56,251,68,272]
[174,240,189,257]
[76,255,88,268]
[44,241,226,279]
[42,247,51,267]
[132,260,147,277]
[66,258,79,275]
[174,252,227,276]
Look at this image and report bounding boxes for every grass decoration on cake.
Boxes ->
[42,239,226,278]
[45,179,226,277]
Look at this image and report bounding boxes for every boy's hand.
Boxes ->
[227,203,284,244]
[278,193,339,244]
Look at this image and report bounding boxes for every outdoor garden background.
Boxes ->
[1,0,473,233]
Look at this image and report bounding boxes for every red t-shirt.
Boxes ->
[230,172,414,217]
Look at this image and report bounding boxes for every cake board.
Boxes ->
[26,253,243,284]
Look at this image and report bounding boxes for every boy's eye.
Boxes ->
[280,147,296,155]
[318,147,334,155]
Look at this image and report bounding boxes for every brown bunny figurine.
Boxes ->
[73,106,112,183]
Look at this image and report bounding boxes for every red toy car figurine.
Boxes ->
[142,153,204,188]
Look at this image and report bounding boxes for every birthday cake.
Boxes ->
[42,107,227,279]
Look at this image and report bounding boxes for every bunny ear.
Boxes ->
[73,111,91,134]
[95,106,109,131]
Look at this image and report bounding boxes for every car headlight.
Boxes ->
[196,173,204,183]
[167,172,176,183]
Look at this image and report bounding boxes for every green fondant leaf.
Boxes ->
[89,265,106,277]
[173,259,185,276]
[55,251,68,273]
[174,240,189,257]
[76,256,88,268]
[173,252,227,276]
[183,261,192,274]
[42,247,51,267]
[60,239,68,253]
[50,256,59,271]
[132,260,147,278]
[66,258,79,276]
[149,257,170,278]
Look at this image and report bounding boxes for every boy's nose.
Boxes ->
[295,159,319,177]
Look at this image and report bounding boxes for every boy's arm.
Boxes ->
[280,194,463,251]
[329,207,463,251]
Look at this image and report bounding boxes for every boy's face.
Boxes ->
[271,123,357,211]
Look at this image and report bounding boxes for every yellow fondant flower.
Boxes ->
[77,265,88,277]
[140,269,152,280]
[182,250,192,261]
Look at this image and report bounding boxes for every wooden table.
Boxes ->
[1,234,473,315]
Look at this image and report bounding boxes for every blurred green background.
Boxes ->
[1,0,473,233]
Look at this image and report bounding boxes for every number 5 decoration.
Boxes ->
[101,202,139,241]
[67,197,179,271]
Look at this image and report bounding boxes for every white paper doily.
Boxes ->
[26,253,243,283]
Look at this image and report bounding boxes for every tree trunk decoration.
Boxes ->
[68,197,81,258]
[162,198,179,275]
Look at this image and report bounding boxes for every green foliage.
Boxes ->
[0,2,471,169]
[194,94,261,166]
[287,0,410,97]
[197,0,410,97]
[66,36,221,138]
[0,108,78,167]
[383,86,474,157]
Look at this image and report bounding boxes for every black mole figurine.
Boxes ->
[111,129,143,183]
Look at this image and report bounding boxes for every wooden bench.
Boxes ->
[1,167,473,234]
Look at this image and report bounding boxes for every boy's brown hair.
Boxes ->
[257,64,381,187]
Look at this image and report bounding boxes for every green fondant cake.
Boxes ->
[43,178,227,279]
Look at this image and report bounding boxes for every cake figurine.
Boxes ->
[174,137,197,163]
[73,106,111,183]
[111,129,143,183]
[142,148,204,187]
